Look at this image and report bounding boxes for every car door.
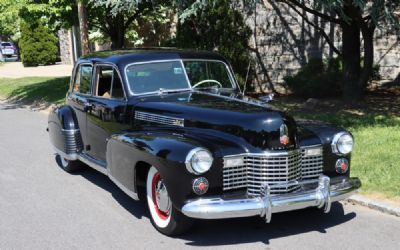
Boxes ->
[67,63,94,151]
[85,64,129,162]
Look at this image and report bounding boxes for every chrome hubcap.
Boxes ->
[155,180,171,213]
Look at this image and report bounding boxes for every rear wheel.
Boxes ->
[146,166,193,235]
[57,154,83,173]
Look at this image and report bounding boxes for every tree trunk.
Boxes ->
[341,2,362,103]
[360,23,376,90]
[77,1,90,55]
[109,14,126,49]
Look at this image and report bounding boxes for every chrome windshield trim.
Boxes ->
[124,58,239,97]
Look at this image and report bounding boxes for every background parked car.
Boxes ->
[0,41,18,58]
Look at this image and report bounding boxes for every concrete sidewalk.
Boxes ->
[0,62,73,78]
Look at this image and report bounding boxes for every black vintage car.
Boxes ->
[48,49,361,235]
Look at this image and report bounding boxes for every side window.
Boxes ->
[73,64,93,95]
[95,66,113,98]
[94,65,124,99]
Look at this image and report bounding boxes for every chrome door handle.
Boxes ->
[83,102,93,112]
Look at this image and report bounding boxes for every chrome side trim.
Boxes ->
[182,175,361,221]
[79,153,107,175]
[135,111,184,127]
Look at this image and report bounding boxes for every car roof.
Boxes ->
[77,48,229,67]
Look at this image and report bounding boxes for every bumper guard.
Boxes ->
[182,175,361,222]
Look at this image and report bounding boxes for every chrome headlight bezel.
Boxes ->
[331,132,354,155]
[185,147,213,175]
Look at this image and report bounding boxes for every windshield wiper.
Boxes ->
[158,88,191,95]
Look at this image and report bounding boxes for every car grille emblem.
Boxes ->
[280,124,290,145]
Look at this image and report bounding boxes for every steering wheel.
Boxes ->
[192,79,223,89]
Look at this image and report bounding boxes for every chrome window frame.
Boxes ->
[92,63,128,101]
[124,59,239,96]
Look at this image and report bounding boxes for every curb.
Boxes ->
[347,194,400,217]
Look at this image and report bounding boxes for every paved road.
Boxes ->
[1,102,400,250]
[0,62,72,78]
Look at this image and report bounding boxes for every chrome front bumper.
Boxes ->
[182,176,361,222]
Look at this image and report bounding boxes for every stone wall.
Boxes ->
[58,29,73,65]
[243,2,400,92]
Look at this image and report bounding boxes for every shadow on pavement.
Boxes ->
[180,202,355,246]
[55,155,149,220]
[55,155,356,246]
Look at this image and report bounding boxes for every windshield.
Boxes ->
[183,61,234,89]
[126,61,190,95]
[125,60,235,95]
[1,42,12,47]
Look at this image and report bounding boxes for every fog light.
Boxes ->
[192,177,209,195]
[304,147,323,157]
[335,158,349,174]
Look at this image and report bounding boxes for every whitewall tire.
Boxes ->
[146,166,193,235]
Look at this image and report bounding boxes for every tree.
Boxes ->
[175,0,252,85]
[265,0,399,102]
[0,0,26,41]
[177,0,399,102]
[77,0,90,55]
[89,0,166,49]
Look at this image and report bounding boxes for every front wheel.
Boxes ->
[146,166,193,235]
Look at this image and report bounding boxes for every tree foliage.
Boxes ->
[88,0,169,48]
[175,0,252,84]
[19,20,58,66]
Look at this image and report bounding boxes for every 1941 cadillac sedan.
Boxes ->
[48,49,361,235]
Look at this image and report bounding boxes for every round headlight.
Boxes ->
[332,132,354,155]
[185,148,213,175]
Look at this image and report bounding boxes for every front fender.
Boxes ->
[296,119,351,177]
[106,131,225,209]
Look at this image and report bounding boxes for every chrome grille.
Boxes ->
[135,111,184,127]
[223,150,302,196]
[223,146,323,196]
[301,146,323,180]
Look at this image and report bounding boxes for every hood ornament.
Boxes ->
[280,124,290,145]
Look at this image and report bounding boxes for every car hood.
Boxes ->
[132,91,298,150]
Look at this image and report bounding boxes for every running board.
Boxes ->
[54,148,139,200]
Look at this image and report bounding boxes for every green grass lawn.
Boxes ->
[296,112,400,199]
[0,77,69,105]
[0,76,399,200]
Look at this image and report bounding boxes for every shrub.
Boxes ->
[19,21,58,67]
[284,58,343,98]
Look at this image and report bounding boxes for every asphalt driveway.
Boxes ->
[1,102,399,250]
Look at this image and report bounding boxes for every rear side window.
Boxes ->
[73,65,93,95]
